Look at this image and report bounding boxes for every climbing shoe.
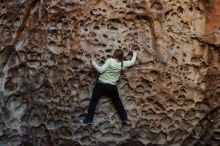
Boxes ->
[80,119,93,125]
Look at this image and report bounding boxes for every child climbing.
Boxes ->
[82,49,137,125]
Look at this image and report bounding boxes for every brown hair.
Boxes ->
[113,49,124,75]
[113,49,124,62]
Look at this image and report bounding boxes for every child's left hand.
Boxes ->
[91,53,95,60]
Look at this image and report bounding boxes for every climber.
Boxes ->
[81,49,137,125]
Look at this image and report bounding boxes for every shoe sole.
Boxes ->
[80,120,94,125]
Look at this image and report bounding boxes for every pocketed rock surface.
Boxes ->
[0,0,220,146]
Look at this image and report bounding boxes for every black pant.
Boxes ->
[84,80,128,122]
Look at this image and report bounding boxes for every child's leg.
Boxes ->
[84,82,102,122]
[110,86,128,121]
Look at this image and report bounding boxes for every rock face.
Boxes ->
[0,0,220,146]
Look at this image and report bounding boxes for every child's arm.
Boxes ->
[92,58,110,73]
[123,51,137,67]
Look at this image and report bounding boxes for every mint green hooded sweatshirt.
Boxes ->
[92,51,137,85]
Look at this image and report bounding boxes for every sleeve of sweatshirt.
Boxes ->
[92,58,110,73]
[123,51,137,68]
